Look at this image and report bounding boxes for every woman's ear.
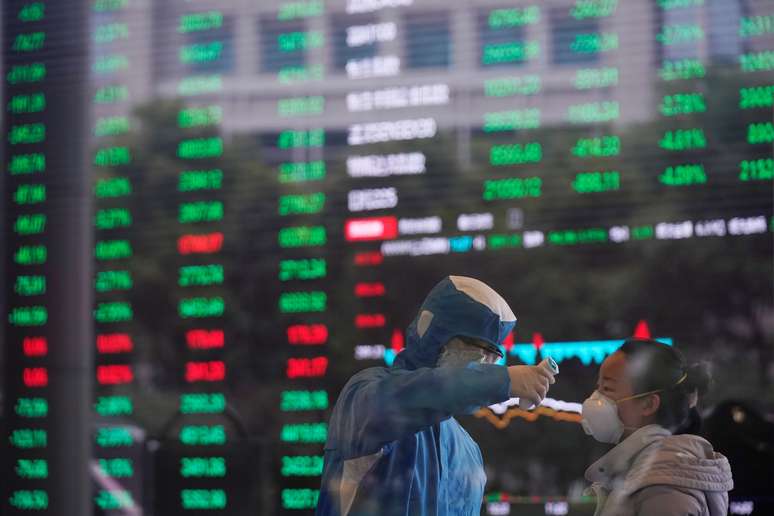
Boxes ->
[642,393,661,417]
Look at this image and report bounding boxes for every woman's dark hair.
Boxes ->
[618,338,713,434]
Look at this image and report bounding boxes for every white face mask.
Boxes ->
[581,390,627,444]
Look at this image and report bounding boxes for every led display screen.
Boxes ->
[3,0,773,514]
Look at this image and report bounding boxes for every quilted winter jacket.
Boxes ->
[585,425,733,516]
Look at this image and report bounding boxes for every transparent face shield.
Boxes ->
[437,336,503,367]
[455,335,504,364]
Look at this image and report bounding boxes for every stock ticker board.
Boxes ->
[3,0,774,514]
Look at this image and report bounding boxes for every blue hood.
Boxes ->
[393,276,517,370]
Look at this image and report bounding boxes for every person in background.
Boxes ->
[581,338,733,516]
[316,276,556,516]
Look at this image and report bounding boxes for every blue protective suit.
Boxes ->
[316,276,516,516]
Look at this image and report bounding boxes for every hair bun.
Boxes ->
[685,361,712,395]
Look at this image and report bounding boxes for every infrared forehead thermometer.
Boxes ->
[519,357,559,410]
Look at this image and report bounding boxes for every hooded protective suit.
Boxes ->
[316,276,516,516]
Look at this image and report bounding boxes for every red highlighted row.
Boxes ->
[186,360,226,383]
[354,251,383,266]
[355,282,385,298]
[91,329,224,352]
[97,365,134,385]
[24,367,48,387]
[287,324,328,345]
[345,217,397,242]
[287,357,328,379]
[97,333,133,354]
[355,314,386,329]
[186,329,224,349]
[178,232,223,255]
[23,337,47,357]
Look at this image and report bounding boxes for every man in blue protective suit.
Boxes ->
[316,276,556,516]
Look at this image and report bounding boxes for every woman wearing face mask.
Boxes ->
[581,338,733,516]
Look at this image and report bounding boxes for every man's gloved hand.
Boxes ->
[507,364,556,408]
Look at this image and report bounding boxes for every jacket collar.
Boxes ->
[585,424,672,486]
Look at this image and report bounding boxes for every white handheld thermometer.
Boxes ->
[519,357,559,410]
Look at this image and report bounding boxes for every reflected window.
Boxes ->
[708,0,744,63]
[551,9,600,65]
[405,12,452,69]
[479,9,533,68]
[331,14,380,71]
[259,18,307,73]
[183,18,235,74]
